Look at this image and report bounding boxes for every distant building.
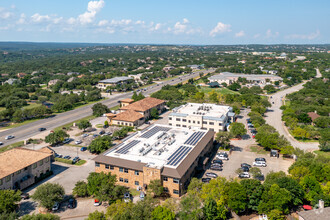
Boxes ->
[3,78,18,85]
[93,124,214,197]
[297,200,328,220]
[0,148,52,190]
[162,66,175,72]
[208,72,283,85]
[187,64,203,70]
[169,103,235,132]
[119,98,135,107]
[208,82,220,88]
[17,73,26,78]
[307,111,320,124]
[48,79,61,86]
[96,77,133,89]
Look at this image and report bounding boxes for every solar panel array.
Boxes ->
[166,146,192,166]
[115,140,140,154]
[184,131,205,146]
[140,126,171,139]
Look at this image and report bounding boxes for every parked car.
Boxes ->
[270,149,279,158]
[93,134,99,138]
[216,154,229,160]
[63,155,71,160]
[253,161,267,167]
[124,192,131,203]
[5,135,15,140]
[52,202,60,211]
[212,159,223,165]
[239,172,250,178]
[67,198,76,209]
[241,166,250,172]
[210,166,222,171]
[241,163,251,168]
[255,157,266,162]
[56,154,63,158]
[82,133,89,138]
[94,199,101,206]
[0,142,3,145]
[99,130,105,135]
[63,138,71,144]
[104,132,112,136]
[205,172,218,178]
[202,178,211,183]
[75,140,82,145]
[38,128,46,132]
[80,147,87,151]
[21,193,29,200]
[139,192,145,200]
[72,157,80,163]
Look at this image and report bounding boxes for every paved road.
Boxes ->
[264,69,322,151]
[0,69,214,147]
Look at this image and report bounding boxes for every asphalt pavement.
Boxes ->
[0,69,214,147]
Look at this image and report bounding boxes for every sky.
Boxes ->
[0,0,329,44]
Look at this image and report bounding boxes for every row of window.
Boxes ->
[98,163,141,176]
[163,176,179,184]
[170,117,223,126]
[116,121,133,126]
[163,187,179,195]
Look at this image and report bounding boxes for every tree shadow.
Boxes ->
[19,200,38,216]
[231,146,242,152]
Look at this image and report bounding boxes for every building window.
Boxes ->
[39,160,43,166]
[95,162,100,167]
[119,178,123,182]
[0,179,2,185]
[16,170,21,175]
[219,123,222,126]
[193,121,195,124]
[5,176,11,182]
[197,121,200,124]
[110,165,114,170]
[24,167,28,171]
[169,117,172,120]
[209,122,214,125]
[173,178,179,184]
[182,119,187,122]
[182,125,187,127]
[124,179,129,183]
[169,123,172,126]
[105,164,110,169]
[124,168,128,173]
[163,176,168,181]
[188,120,191,123]
[176,118,181,121]
[173,189,179,194]
[135,170,139,175]
[33,163,37,169]
[203,121,207,124]
[119,167,123,172]
[163,187,168,192]
[176,124,181,127]
[45,157,49,162]
[135,181,139,186]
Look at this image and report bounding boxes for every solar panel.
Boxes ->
[115,140,140,154]
[184,131,205,145]
[166,146,192,166]
[140,126,171,139]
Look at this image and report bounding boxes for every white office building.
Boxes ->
[168,103,235,132]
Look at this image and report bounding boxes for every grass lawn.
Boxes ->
[200,87,239,95]
[0,118,43,130]
[54,115,96,131]
[129,188,141,197]
[314,150,330,159]
[0,141,25,153]
[250,145,268,155]
[24,103,42,110]
[75,160,86,166]
[110,105,120,111]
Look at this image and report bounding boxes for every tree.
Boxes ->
[73,181,89,197]
[241,179,264,212]
[251,104,266,115]
[92,103,109,117]
[45,130,69,145]
[226,182,247,213]
[136,92,145,101]
[87,211,106,220]
[187,178,203,196]
[0,212,18,220]
[229,122,246,138]
[0,190,21,214]
[106,200,134,219]
[151,206,175,220]
[268,209,286,220]
[132,91,138,101]
[32,183,65,210]
[227,82,241,91]
[292,127,310,139]
[215,131,231,149]
[314,116,330,128]
[148,179,164,197]
[77,119,91,131]
[88,135,112,154]
[150,108,159,119]
[299,175,324,205]
[203,197,218,220]
[250,167,263,179]
[178,194,203,220]
[21,213,60,220]
[319,128,330,151]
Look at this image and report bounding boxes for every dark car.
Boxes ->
[67,198,76,209]
[80,147,87,151]
[38,127,46,132]
[212,159,223,165]
[241,163,251,168]
[210,166,223,171]
[99,130,105,135]
[124,192,131,202]
[255,157,266,162]
[63,156,71,160]
[270,149,279,158]
[205,172,218,178]
[21,193,29,200]
[72,157,80,163]
[241,166,249,172]
[202,178,211,183]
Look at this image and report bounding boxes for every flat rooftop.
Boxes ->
[170,103,232,121]
[99,76,133,84]
[104,124,208,169]
[209,72,283,80]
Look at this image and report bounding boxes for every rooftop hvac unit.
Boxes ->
[139,147,145,153]
[142,147,152,156]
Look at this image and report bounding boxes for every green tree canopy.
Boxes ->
[45,130,69,146]
[88,135,112,154]
[229,122,247,138]
[0,190,21,214]
[151,206,175,220]
[77,119,91,131]
[92,103,110,117]
[31,183,65,210]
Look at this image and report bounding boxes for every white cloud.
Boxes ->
[235,30,245,37]
[210,22,231,37]
[286,30,320,40]
[154,23,161,30]
[253,34,260,38]
[17,13,26,24]
[67,17,76,25]
[31,13,51,23]
[78,0,105,24]
[98,19,108,26]
[266,29,279,38]
[0,7,13,19]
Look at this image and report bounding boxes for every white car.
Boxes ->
[75,140,82,145]
[239,172,250,178]
[216,154,229,160]
[253,161,267,167]
[5,135,15,140]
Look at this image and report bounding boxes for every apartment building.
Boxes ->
[168,103,235,132]
[93,124,214,197]
[96,76,133,89]
[0,148,52,190]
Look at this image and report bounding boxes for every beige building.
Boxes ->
[208,72,283,85]
[169,103,235,132]
[0,148,52,190]
[96,77,133,89]
[93,124,214,197]
[108,110,145,127]
[119,98,135,107]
